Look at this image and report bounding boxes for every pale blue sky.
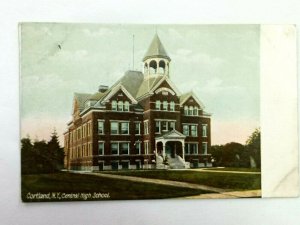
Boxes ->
[20,24,260,144]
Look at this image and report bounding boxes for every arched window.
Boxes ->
[155,100,161,110]
[170,101,175,111]
[149,60,157,74]
[111,100,117,111]
[158,60,165,74]
[194,106,198,115]
[118,101,123,111]
[189,106,193,115]
[184,106,188,115]
[124,101,129,111]
[163,101,168,111]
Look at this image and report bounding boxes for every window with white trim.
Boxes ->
[98,121,104,134]
[189,106,193,115]
[170,101,175,111]
[202,124,207,137]
[111,143,118,155]
[124,101,129,111]
[185,143,198,155]
[118,101,123,111]
[135,122,141,135]
[163,101,168,111]
[162,121,168,131]
[155,100,161,110]
[120,142,129,155]
[169,121,175,131]
[111,100,117,111]
[135,142,141,154]
[183,125,189,136]
[145,142,149,154]
[194,106,198,115]
[184,106,188,115]
[202,142,208,154]
[111,122,118,134]
[144,121,149,134]
[98,142,104,155]
[191,125,198,137]
[121,122,129,134]
[155,121,161,133]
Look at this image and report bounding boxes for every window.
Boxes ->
[163,101,168,111]
[124,101,129,111]
[111,122,118,134]
[194,107,198,115]
[169,121,175,131]
[202,142,208,154]
[202,124,207,137]
[145,142,149,154]
[111,100,117,111]
[144,121,149,134]
[118,101,123,111]
[185,144,189,154]
[98,121,104,134]
[87,122,91,136]
[135,122,141,135]
[120,142,129,155]
[98,142,104,155]
[155,121,161,133]
[189,106,193,115]
[121,122,129,134]
[183,125,189,136]
[190,143,198,154]
[191,125,197,137]
[135,142,141,154]
[162,121,168,131]
[121,161,129,170]
[184,106,188,115]
[111,143,118,155]
[155,100,161,110]
[170,101,175,111]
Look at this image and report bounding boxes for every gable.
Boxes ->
[151,77,181,97]
[180,92,205,109]
[102,84,138,104]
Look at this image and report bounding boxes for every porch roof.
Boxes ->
[155,129,186,141]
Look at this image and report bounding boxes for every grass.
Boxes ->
[21,172,210,202]
[202,167,261,172]
[104,170,261,191]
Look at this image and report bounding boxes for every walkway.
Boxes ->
[191,168,261,175]
[71,171,261,199]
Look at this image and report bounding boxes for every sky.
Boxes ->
[20,23,260,145]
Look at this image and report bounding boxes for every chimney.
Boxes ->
[98,85,108,93]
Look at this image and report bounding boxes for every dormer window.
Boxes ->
[163,101,168,111]
[194,106,198,115]
[170,101,175,111]
[124,101,129,111]
[184,106,188,115]
[155,100,161,110]
[189,106,193,115]
[112,101,117,111]
[118,101,123,111]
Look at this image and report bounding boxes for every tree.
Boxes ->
[47,129,64,172]
[246,128,261,168]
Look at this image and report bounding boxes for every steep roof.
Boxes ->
[135,76,164,99]
[179,91,205,109]
[74,93,92,111]
[143,34,171,61]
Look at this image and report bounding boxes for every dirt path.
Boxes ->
[71,171,261,198]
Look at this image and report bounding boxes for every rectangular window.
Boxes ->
[135,142,141,154]
[121,122,129,134]
[124,101,129,111]
[202,124,207,137]
[87,122,91,136]
[120,142,129,155]
[191,125,197,137]
[170,101,175,111]
[202,142,208,154]
[98,142,104,155]
[145,142,149,154]
[155,100,161,110]
[190,143,198,154]
[111,100,117,111]
[163,101,168,111]
[162,121,168,131]
[155,121,161,133]
[185,144,189,155]
[111,122,118,134]
[144,121,149,134]
[183,125,189,136]
[118,101,123,111]
[169,121,175,131]
[135,122,140,135]
[98,121,104,134]
[111,143,118,155]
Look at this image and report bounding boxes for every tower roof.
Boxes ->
[143,34,171,61]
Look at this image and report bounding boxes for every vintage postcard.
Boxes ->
[20,23,293,202]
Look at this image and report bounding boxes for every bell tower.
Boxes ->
[143,34,171,78]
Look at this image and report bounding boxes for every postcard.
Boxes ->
[19,24,297,202]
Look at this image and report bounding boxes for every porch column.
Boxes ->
[181,140,185,161]
[162,140,166,159]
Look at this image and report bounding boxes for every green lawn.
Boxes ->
[21,172,210,202]
[202,167,261,172]
[104,170,261,191]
